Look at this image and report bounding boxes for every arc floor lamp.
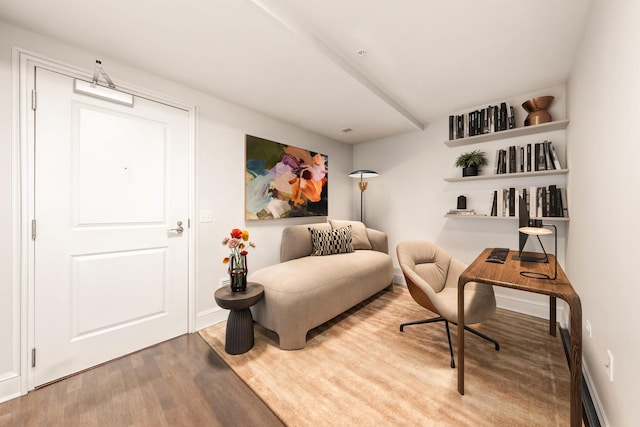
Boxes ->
[348,169,378,223]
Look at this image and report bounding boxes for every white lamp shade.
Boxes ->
[518,226,553,236]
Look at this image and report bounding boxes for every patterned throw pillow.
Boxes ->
[308,225,354,256]
[328,219,372,250]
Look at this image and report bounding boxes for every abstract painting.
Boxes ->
[245,135,328,220]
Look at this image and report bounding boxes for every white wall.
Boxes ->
[0,22,15,400]
[567,1,640,425]
[0,20,353,401]
[354,85,569,318]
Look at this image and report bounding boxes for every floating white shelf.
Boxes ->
[444,119,569,148]
[445,169,569,182]
[444,214,569,221]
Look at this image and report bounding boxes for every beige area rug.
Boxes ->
[199,285,570,426]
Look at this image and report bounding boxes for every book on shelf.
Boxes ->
[483,107,490,134]
[508,187,516,216]
[447,209,477,216]
[543,141,554,170]
[490,190,498,216]
[496,189,504,217]
[549,142,563,169]
[509,106,516,129]
[449,115,454,140]
[448,100,518,139]
[549,184,557,216]
[490,185,568,218]
[560,187,568,217]
[534,143,543,171]
[493,140,563,176]
[508,146,516,173]
[499,103,507,132]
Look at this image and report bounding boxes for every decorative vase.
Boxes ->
[462,166,478,177]
[522,96,554,126]
[229,254,248,292]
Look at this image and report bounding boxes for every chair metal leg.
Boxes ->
[400,316,499,368]
[464,325,500,351]
[400,316,446,332]
[400,317,457,368]
[401,316,500,369]
[444,320,455,368]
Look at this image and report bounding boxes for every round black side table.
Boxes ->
[214,282,264,355]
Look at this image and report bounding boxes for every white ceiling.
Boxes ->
[0,0,594,144]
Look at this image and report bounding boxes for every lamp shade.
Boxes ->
[348,169,379,179]
[518,226,553,236]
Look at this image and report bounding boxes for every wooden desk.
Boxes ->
[457,248,582,427]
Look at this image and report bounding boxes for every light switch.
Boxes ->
[199,210,212,223]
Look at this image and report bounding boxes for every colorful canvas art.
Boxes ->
[245,135,328,220]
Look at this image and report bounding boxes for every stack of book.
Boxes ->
[447,209,477,216]
[494,140,562,174]
[490,186,568,218]
[449,102,516,140]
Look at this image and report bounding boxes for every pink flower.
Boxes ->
[221,228,257,265]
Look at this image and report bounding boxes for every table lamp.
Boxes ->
[518,224,557,280]
[348,169,378,223]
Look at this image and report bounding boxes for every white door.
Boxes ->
[32,67,190,386]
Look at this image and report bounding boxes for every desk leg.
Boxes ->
[568,296,583,427]
[457,279,465,395]
[550,296,557,337]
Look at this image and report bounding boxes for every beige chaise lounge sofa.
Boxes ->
[248,220,394,350]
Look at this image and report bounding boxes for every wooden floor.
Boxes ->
[0,334,284,427]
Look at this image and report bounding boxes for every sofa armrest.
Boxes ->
[366,228,389,254]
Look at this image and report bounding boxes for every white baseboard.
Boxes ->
[393,273,405,286]
[0,372,22,404]
[582,359,610,426]
[195,307,228,331]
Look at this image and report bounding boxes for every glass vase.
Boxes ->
[229,254,248,292]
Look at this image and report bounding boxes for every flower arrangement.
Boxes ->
[222,228,256,268]
[222,228,256,292]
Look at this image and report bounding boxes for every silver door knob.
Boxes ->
[167,221,184,234]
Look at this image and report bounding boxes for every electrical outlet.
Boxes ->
[585,320,592,338]
[605,350,614,382]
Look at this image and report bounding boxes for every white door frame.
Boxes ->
[12,48,197,394]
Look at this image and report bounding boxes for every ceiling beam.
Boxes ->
[250,0,425,132]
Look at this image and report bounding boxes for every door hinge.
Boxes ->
[188,218,191,228]
[32,348,36,368]
[31,89,37,111]
[31,219,36,240]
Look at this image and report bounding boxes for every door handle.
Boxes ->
[167,221,184,234]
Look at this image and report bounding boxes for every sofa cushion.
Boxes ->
[329,219,372,250]
[309,225,353,256]
[281,223,332,262]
